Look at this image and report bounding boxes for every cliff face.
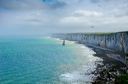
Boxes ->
[53,32,128,54]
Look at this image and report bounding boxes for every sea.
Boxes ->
[0,37,102,84]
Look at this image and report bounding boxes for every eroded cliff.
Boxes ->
[53,32,128,54]
[53,32,128,82]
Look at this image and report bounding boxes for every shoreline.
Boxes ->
[60,38,126,83]
[78,42,126,84]
[88,45,126,83]
[52,37,127,83]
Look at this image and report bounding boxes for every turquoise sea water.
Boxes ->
[0,37,102,84]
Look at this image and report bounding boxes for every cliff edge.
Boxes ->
[52,31,128,65]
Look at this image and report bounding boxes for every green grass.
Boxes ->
[126,53,128,56]
[115,74,128,84]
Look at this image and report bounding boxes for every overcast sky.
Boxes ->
[0,0,128,36]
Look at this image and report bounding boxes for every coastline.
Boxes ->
[51,37,103,83]
[86,44,126,84]
[78,41,127,83]
[55,37,126,83]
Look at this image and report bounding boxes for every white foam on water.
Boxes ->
[59,58,102,84]
[48,37,103,84]
[60,73,76,81]
[60,71,93,84]
[59,44,103,84]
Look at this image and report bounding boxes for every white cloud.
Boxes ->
[73,10,103,17]
[59,8,128,32]
[60,10,104,25]
[0,0,128,35]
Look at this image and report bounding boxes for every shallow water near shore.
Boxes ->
[0,37,102,84]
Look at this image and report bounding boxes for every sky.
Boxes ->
[0,0,128,36]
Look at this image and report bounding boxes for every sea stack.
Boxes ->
[62,40,65,46]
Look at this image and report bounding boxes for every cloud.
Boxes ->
[0,0,67,11]
[90,0,101,3]
[73,10,103,17]
[60,10,104,25]
[0,0,44,10]
[0,0,128,35]
[59,7,128,32]
[42,0,66,9]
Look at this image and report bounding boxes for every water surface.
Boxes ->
[0,37,102,84]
